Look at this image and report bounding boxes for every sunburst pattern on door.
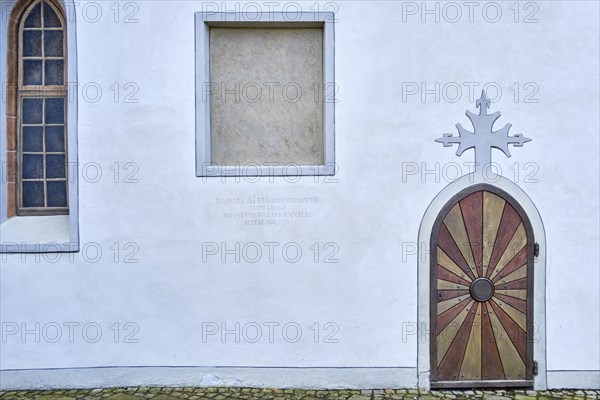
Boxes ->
[432,189,533,385]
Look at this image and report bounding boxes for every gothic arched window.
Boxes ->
[13,0,68,215]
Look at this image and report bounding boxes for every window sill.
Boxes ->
[0,215,78,252]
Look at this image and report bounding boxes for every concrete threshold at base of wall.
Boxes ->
[1,367,599,391]
[547,370,600,390]
[0,366,418,390]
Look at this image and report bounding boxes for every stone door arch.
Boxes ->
[417,92,546,389]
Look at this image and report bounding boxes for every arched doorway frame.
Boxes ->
[417,172,547,390]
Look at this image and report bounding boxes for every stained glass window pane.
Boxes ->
[45,126,65,152]
[23,126,44,152]
[44,31,63,57]
[19,1,69,212]
[22,154,44,179]
[23,30,42,56]
[45,98,64,124]
[43,1,62,27]
[47,181,67,207]
[46,155,66,178]
[23,181,45,207]
[45,60,64,85]
[23,60,43,85]
[23,98,43,124]
[24,3,41,28]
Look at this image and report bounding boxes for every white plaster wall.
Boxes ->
[0,0,598,389]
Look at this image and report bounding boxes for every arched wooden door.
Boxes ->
[430,184,535,388]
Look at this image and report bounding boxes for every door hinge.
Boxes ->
[533,360,539,376]
[534,243,540,257]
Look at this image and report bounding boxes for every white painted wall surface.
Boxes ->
[1,0,599,390]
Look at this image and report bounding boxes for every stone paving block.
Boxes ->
[1,388,600,400]
[348,395,371,400]
[105,395,140,400]
[36,396,77,400]
[0,395,24,400]
[514,395,536,400]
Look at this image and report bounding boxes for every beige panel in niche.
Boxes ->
[210,28,324,165]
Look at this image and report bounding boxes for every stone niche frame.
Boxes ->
[0,0,79,253]
[194,11,335,177]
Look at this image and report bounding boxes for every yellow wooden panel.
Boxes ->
[444,204,477,278]
[438,294,471,315]
[438,247,472,282]
[459,303,482,380]
[437,300,474,366]
[488,305,526,379]
[438,279,469,291]
[492,298,526,332]
[496,264,527,284]
[490,223,527,280]
[495,289,527,300]
[482,192,505,277]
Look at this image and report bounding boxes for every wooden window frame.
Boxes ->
[7,0,68,217]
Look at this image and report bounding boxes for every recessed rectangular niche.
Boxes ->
[195,12,335,176]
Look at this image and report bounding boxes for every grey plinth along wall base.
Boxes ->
[195,12,335,177]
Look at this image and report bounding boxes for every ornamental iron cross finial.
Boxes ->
[435,90,531,172]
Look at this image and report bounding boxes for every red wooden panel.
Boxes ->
[496,278,527,290]
[437,290,470,302]
[481,302,505,380]
[437,297,472,332]
[486,204,522,278]
[437,303,478,380]
[460,191,483,276]
[438,223,477,281]
[494,293,527,314]
[488,300,527,364]
[438,265,471,287]
[492,246,528,283]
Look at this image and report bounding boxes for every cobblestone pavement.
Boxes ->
[0,388,599,400]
